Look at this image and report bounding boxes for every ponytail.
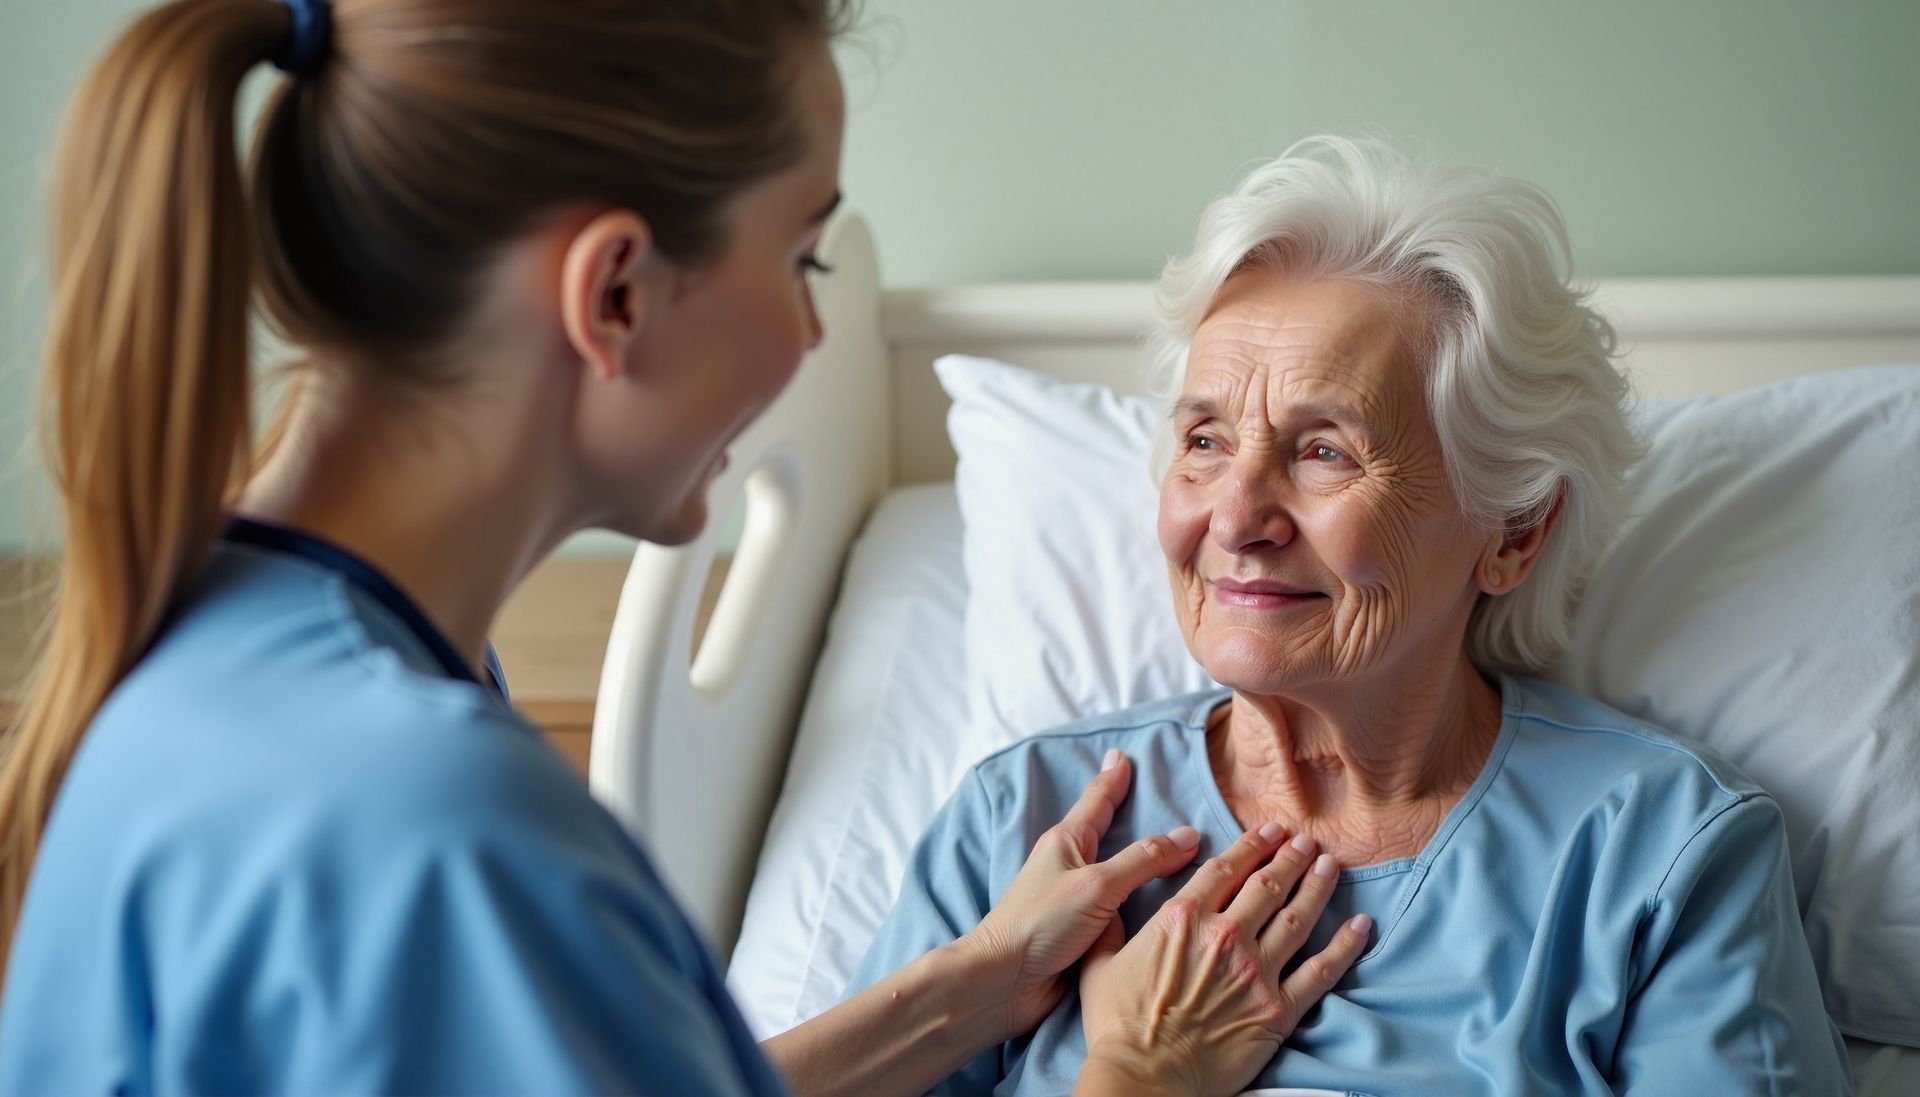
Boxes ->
[0,0,287,974]
[1,0,854,980]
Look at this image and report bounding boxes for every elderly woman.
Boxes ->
[848,137,1850,1095]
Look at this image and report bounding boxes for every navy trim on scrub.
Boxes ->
[221,517,504,698]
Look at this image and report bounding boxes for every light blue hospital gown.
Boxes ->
[0,522,789,1096]
[849,679,1852,1096]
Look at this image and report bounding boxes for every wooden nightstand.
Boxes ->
[488,556,632,773]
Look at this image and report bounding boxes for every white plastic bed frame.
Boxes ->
[587,211,1920,964]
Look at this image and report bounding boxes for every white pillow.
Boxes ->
[939,352,1920,1048]
[940,354,1214,771]
[1554,370,1920,1047]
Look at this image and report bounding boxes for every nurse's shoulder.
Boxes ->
[73,540,605,854]
[13,541,765,1094]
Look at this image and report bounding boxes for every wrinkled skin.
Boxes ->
[1158,272,1501,695]
[1158,269,1555,867]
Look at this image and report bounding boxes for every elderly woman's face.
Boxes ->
[1159,270,1497,692]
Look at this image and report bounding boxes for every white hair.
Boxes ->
[1148,136,1643,674]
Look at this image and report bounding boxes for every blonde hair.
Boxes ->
[0,0,851,976]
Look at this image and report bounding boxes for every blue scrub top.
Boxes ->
[849,679,1852,1096]
[0,522,789,1096]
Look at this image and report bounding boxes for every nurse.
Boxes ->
[0,1,1369,1094]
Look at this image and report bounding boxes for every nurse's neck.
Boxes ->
[238,350,582,680]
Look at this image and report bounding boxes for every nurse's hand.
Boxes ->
[954,750,1222,1038]
[1073,832,1372,1097]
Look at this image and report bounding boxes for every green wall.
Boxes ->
[836,0,1920,284]
[4,0,1917,552]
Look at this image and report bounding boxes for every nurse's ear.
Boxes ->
[558,210,658,382]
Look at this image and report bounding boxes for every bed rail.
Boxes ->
[589,213,890,957]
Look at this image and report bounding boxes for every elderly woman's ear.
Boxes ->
[1477,492,1564,596]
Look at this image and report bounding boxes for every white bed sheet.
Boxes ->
[722,484,1920,1093]
[726,483,972,1038]
[1850,1037,1920,1096]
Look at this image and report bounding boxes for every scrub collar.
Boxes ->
[222,516,505,698]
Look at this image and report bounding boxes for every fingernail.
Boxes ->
[1349,913,1373,935]
[1290,833,1315,854]
[1257,821,1284,842]
[1313,853,1338,878]
[1101,748,1119,772]
[1168,825,1201,851]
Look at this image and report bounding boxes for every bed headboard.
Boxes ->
[883,276,1920,483]
[590,210,1920,957]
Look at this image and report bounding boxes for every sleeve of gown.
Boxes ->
[841,767,1003,1097]
[263,777,788,1097]
[1612,794,1852,1094]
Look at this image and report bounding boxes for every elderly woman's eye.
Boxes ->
[1188,434,1218,451]
[1312,443,1350,463]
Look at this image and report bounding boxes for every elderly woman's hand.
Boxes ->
[1073,829,1372,1097]
[955,750,1215,1039]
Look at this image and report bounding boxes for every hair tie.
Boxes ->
[272,0,332,79]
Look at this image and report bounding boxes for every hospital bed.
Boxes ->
[587,213,1920,1092]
